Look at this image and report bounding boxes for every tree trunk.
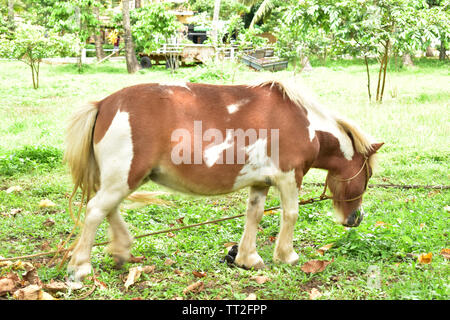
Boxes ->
[364,55,371,102]
[439,38,447,60]
[301,56,313,72]
[7,0,15,31]
[93,6,105,61]
[376,40,389,103]
[211,0,221,45]
[122,0,141,73]
[402,53,414,67]
[425,46,434,57]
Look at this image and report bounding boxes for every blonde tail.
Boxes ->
[64,102,100,223]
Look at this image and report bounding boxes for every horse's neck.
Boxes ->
[312,130,354,174]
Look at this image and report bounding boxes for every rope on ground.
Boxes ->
[0,182,447,263]
[0,197,331,263]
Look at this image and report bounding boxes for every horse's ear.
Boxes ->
[369,142,384,156]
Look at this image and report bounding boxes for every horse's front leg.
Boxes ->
[273,171,300,265]
[234,186,269,270]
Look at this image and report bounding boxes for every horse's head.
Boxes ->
[326,142,383,227]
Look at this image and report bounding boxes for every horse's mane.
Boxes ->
[252,78,376,163]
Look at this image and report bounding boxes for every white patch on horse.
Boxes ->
[94,110,133,190]
[232,138,279,190]
[307,111,354,160]
[226,98,250,114]
[203,130,234,167]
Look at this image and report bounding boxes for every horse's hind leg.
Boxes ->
[68,188,128,281]
[234,186,269,270]
[106,206,133,267]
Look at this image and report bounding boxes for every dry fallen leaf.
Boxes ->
[417,252,432,264]
[44,280,68,293]
[43,218,55,227]
[374,221,390,228]
[301,259,333,274]
[129,255,146,263]
[192,271,207,278]
[39,199,56,208]
[309,288,322,300]
[167,232,176,238]
[142,265,156,274]
[245,293,257,300]
[317,243,334,256]
[6,186,22,194]
[250,275,270,284]
[164,258,176,266]
[0,256,13,268]
[183,281,204,295]
[23,268,41,286]
[13,285,55,300]
[0,277,16,296]
[440,249,450,260]
[124,266,143,291]
[223,242,238,250]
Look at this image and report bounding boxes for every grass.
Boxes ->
[0,57,449,300]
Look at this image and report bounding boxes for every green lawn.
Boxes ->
[0,58,448,300]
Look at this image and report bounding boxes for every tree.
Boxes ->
[122,0,140,73]
[48,0,100,72]
[0,23,78,89]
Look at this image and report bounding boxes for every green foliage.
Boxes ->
[0,145,63,176]
[0,23,79,88]
[113,3,181,55]
[188,0,249,20]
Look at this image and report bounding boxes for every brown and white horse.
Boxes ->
[64,79,383,281]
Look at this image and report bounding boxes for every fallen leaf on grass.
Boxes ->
[183,281,204,295]
[440,249,450,260]
[0,276,17,296]
[192,271,207,278]
[263,209,279,216]
[124,265,156,291]
[250,275,270,284]
[167,232,176,238]
[124,267,142,291]
[44,280,68,293]
[129,255,146,263]
[43,218,55,227]
[223,242,237,250]
[6,186,22,194]
[23,268,41,286]
[374,221,390,228]
[13,285,55,300]
[317,243,334,256]
[309,288,322,300]
[301,259,333,274]
[417,252,432,264]
[39,199,56,208]
[245,293,257,300]
[0,256,13,268]
[164,258,176,266]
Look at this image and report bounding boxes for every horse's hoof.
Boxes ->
[274,251,299,266]
[234,252,265,270]
[67,262,92,282]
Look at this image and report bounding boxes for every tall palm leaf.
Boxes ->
[240,0,274,28]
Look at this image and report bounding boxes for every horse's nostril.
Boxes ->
[344,208,364,227]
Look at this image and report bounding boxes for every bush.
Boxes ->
[0,145,63,176]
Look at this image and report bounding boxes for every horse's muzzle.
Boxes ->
[343,208,364,227]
